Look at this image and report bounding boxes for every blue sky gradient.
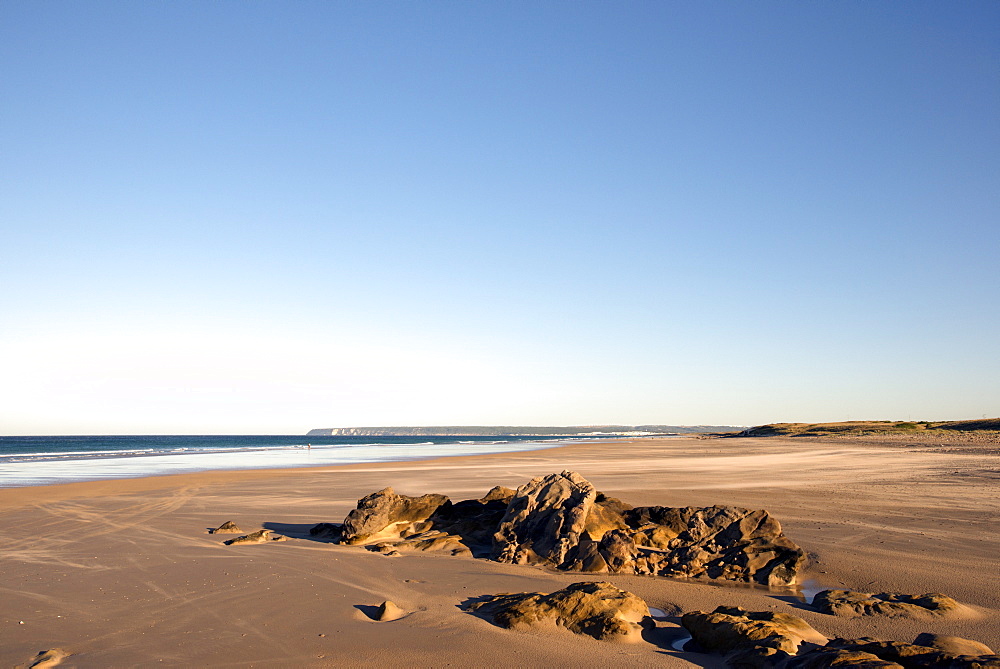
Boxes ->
[2,2,998,433]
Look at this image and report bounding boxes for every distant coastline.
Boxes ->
[305,424,742,437]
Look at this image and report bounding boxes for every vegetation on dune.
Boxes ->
[737,418,1000,438]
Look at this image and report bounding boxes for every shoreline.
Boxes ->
[0,435,614,489]
[3,435,997,666]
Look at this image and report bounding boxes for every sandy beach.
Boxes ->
[2,435,997,667]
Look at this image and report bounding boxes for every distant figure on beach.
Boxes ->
[307,443,311,450]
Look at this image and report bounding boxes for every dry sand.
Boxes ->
[2,436,997,667]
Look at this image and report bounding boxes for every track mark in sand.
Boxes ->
[3,487,208,568]
[36,486,200,537]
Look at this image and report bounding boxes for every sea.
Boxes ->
[0,434,593,488]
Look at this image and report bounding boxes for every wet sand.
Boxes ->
[2,436,997,667]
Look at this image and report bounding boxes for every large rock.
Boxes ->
[464,581,650,642]
[341,487,450,545]
[626,505,806,585]
[338,472,807,587]
[813,590,962,619]
[492,471,597,567]
[681,606,827,663]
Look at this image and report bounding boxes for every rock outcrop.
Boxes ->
[333,471,807,586]
[681,605,827,664]
[465,581,650,642]
[813,590,962,619]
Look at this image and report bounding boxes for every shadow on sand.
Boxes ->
[262,521,342,543]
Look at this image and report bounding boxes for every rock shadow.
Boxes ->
[771,593,817,614]
[457,595,498,621]
[354,604,383,621]
[641,614,712,663]
[262,521,342,543]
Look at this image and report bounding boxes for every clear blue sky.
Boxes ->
[2,1,998,434]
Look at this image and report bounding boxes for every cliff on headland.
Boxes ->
[305,425,740,437]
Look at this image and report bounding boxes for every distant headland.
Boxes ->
[305,425,740,437]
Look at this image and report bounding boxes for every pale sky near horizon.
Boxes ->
[2,2,998,435]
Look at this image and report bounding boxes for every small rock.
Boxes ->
[225,529,279,545]
[208,520,242,534]
[681,605,827,660]
[813,590,962,618]
[465,581,649,642]
[913,634,993,656]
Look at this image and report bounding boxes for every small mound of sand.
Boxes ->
[375,600,407,621]
[24,648,70,668]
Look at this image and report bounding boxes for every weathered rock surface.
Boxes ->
[784,646,904,668]
[681,605,827,663]
[465,581,650,642]
[341,487,450,545]
[368,531,471,556]
[336,472,807,585]
[820,637,1000,669]
[625,505,806,586]
[913,634,994,657]
[681,612,997,669]
[426,488,514,553]
[208,520,242,534]
[492,471,597,567]
[813,590,962,618]
[224,529,289,545]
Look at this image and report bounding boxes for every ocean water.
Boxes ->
[0,434,581,488]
